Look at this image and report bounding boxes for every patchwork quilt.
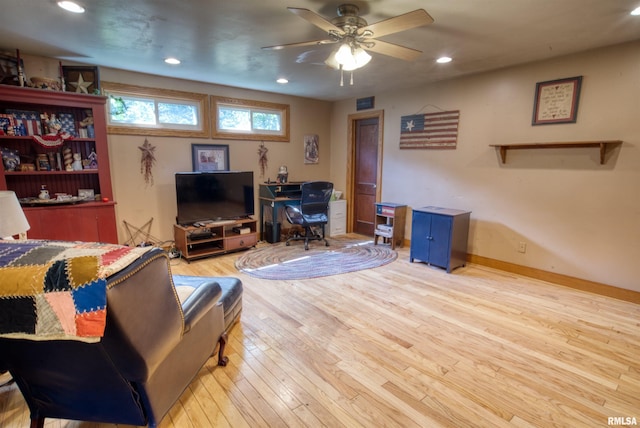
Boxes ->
[0,240,154,342]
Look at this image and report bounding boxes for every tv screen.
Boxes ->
[175,171,254,225]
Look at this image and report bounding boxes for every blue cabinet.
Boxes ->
[410,206,471,273]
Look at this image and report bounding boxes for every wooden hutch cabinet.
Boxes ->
[0,85,117,243]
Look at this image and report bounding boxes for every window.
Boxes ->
[102,82,209,138]
[212,96,290,142]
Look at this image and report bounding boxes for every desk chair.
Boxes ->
[284,181,333,250]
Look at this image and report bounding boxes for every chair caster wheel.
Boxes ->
[286,242,290,246]
[325,242,329,246]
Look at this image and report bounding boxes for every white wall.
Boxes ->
[330,40,640,292]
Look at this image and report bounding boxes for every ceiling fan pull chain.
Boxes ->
[350,71,354,85]
[340,67,344,86]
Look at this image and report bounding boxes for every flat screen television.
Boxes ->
[175,171,254,225]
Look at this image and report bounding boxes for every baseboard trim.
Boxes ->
[467,254,640,304]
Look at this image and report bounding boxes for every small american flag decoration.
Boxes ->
[399,110,460,149]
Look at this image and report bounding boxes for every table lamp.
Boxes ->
[0,191,30,239]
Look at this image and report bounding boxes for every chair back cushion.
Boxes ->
[300,181,333,217]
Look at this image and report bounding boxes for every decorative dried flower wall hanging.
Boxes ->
[257,141,268,177]
[139,138,156,186]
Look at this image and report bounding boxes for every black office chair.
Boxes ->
[284,181,333,250]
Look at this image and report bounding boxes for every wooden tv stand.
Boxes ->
[174,218,257,262]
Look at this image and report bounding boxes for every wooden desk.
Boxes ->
[259,182,303,243]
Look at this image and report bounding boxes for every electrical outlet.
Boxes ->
[518,242,527,253]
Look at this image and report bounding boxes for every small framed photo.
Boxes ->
[62,66,100,94]
[192,144,229,172]
[78,188,95,200]
[532,76,582,125]
[304,134,319,164]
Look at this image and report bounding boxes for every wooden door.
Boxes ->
[349,113,382,236]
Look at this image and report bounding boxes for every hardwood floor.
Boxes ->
[1,236,638,427]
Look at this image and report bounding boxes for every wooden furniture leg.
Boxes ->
[30,417,44,428]
[217,332,229,366]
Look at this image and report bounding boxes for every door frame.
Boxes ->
[346,109,384,233]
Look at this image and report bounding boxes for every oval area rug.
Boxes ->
[235,237,397,280]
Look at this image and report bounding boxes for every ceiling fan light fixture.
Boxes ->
[329,43,371,71]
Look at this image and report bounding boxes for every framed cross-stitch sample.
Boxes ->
[532,76,582,125]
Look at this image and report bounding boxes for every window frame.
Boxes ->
[102,82,210,138]
[211,96,290,142]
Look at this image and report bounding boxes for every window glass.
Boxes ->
[212,96,289,142]
[102,82,209,137]
[218,106,251,131]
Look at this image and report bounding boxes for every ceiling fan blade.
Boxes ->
[363,9,434,38]
[288,7,343,34]
[262,39,337,51]
[365,39,423,61]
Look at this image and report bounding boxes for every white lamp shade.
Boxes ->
[324,51,341,70]
[334,44,353,65]
[0,191,30,238]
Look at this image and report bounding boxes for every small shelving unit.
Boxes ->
[489,140,622,164]
[373,202,407,250]
[174,218,257,262]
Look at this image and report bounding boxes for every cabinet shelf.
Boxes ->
[0,135,96,143]
[489,140,622,164]
[5,170,98,176]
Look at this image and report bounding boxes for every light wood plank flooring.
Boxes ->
[1,236,638,427]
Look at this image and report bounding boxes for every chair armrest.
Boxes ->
[181,280,222,333]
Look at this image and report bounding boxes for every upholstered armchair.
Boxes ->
[0,243,231,428]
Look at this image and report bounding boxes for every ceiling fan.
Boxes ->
[263,4,434,67]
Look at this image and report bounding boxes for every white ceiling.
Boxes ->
[1,0,639,101]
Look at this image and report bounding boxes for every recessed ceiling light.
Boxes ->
[57,1,85,13]
[436,56,452,64]
[164,58,181,65]
[631,6,640,15]
[276,78,289,84]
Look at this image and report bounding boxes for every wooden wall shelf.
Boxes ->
[490,140,622,164]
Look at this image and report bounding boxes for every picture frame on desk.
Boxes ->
[192,143,229,172]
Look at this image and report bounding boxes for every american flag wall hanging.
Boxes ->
[399,110,460,149]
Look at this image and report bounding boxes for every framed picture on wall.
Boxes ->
[62,66,100,94]
[304,134,319,164]
[532,76,582,125]
[0,53,24,86]
[192,144,229,172]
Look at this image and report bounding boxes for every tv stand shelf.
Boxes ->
[174,218,257,262]
[489,140,622,164]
